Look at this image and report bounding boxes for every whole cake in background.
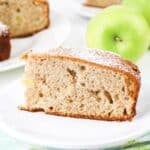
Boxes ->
[84,0,121,8]
[0,22,11,61]
[20,47,140,121]
[0,0,49,38]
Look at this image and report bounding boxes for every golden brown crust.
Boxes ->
[19,106,134,121]
[84,2,104,8]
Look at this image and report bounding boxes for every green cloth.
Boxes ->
[0,129,150,150]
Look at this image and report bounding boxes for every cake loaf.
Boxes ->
[84,0,121,8]
[20,48,140,121]
[0,0,49,38]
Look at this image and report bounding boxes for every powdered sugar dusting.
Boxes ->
[0,22,9,37]
[31,47,140,81]
[48,47,140,80]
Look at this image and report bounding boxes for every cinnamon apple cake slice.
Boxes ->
[20,48,140,121]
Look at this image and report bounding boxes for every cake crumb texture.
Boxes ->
[0,0,49,37]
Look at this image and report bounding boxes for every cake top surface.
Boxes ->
[22,47,140,81]
[0,22,9,37]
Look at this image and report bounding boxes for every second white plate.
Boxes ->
[0,10,70,72]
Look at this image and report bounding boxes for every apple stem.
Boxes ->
[114,36,122,42]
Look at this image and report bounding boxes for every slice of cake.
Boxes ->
[20,48,140,121]
[0,22,11,61]
[84,0,121,8]
[0,0,49,38]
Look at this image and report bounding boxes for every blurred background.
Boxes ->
[0,0,149,91]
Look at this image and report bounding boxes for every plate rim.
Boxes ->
[0,121,149,149]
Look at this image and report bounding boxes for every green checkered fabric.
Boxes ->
[0,129,150,150]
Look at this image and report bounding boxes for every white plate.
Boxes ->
[74,0,103,18]
[0,11,70,72]
[0,80,150,149]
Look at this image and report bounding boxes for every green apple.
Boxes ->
[86,6,150,61]
[123,0,150,26]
